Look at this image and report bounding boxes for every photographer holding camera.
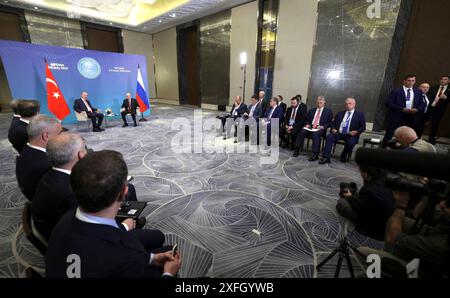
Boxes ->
[336,166,395,240]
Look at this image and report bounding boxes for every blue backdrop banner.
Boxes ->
[0,39,151,123]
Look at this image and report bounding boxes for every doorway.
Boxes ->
[177,24,200,107]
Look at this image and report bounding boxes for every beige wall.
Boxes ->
[229,1,258,106]
[0,64,12,112]
[272,0,318,104]
[122,30,157,99]
[153,28,179,104]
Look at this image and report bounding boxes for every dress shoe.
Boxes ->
[340,154,348,163]
[93,127,101,132]
[136,217,146,230]
[318,158,330,165]
[293,150,300,157]
[98,127,105,131]
[122,124,129,127]
[308,155,319,162]
[133,123,138,127]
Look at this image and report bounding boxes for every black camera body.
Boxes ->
[339,182,357,198]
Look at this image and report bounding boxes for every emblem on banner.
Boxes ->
[77,57,101,79]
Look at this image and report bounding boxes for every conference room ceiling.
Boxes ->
[2,0,252,33]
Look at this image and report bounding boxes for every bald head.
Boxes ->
[46,133,87,169]
[394,126,418,146]
[419,83,430,94]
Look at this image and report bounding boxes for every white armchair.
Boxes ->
[75,111,91,130]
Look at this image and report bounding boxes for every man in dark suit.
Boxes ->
[32,133,146,241]
[242,95,263,145]
[382,74,425,147]
[262,97,284,146]
[276,95,287,123]
[45,150,181,278]
[8,99,21,140]
[293,96,333,160]
[121,92,139,127]
[427,75,450,144]
[73,91,104,132]
[417,83,432,138]
[8,100,40,153]
[280,97,307,149]
[221,95,247,141]
[16,115,62,201]
[319,97,366,164]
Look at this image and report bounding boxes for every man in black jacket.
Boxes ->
[8,99,21,140]
[427,75,450,144]
[293,96,333,160]
[280,97,307,149]
[16,115,62,201]
[45,150,181,278]
[121,92,139,127]
[336,165,395,239]
[8,99,40,153]
[73,91,104,132]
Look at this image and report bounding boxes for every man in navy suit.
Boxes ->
[45,150,181,278]
[427,75,450,144]
[73,91,104,132]
[382,74,425,148]
[319,98,366,164]
[262,97,284,146]
[221,95,247,141]
[16,115,62,200]
[121,92,139,127]
[8,100,40,153]
[293,96,333,160]
[280,96,307,149]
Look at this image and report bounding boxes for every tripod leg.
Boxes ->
[335,253,343,278]
[344,250,355,278]
[316,247,340,270]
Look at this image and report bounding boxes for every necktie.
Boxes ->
[313,109,322,128]
[129,99,132,111]
[343,112,351,134]
[268,108,274,120]
[291,108,297,121]
[438,86,444,98]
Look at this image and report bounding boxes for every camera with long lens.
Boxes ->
[339,182,357,198]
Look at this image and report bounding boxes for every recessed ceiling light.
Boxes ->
[34,6,39,10]
[109,22,113,25]
[158,19,162,23]
[171,13,176,18]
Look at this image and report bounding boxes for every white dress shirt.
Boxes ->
[422,94,430,113]
[27,143,46,152]
[339,110,354,134]
[52,167,71,175]
[432,85,448,107]
[403,86,414,109]
[81,98,93,112]
[20,118,30,124]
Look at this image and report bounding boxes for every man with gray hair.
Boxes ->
[32,133,87,240]
[394,126,436,153]
[121,92,139,127]
[16,114,62,200]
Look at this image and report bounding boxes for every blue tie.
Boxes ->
[343,112,351,134]
[406,89,411,101]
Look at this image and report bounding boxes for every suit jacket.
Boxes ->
[332,110,366,140]
[31,169,78,240]
[8,119,28,153]
[230,103,247,118]
[8,116,20,140]
[264,106,284,123]
[279,102,287,118]
[45,210,162,278]
[386,88,425,124]
[305,107,333,131]
[16,145,51,201]
[283,103,307,130]
[247,102,263,121]
[121,98,139,114]
[427,85,450,111]
[73,98,97,114]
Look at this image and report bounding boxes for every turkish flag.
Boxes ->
[45,60,70,120]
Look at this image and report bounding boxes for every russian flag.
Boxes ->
[135,65,150,113]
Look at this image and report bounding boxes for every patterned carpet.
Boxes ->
[3,104,438,278]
